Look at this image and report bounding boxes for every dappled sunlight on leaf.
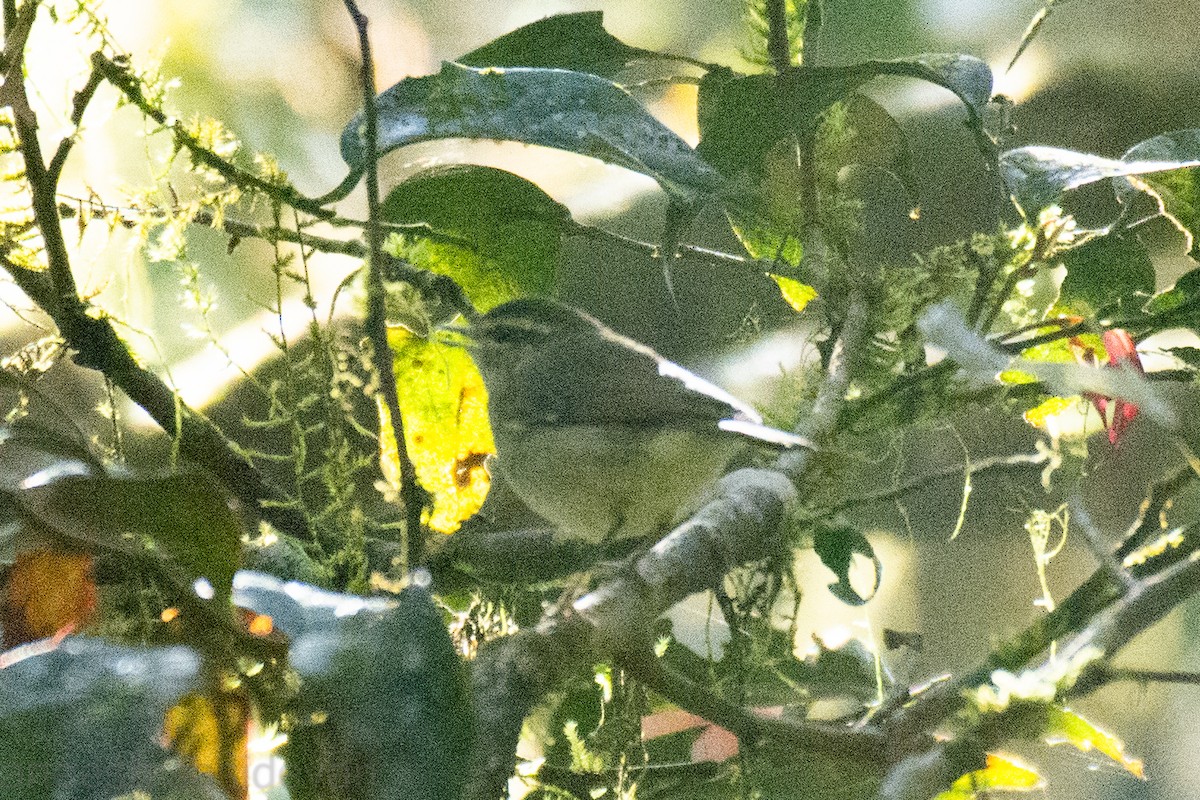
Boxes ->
[769,272,818,313]
[381,165,567,314]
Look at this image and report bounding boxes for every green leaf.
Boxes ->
[812,523,881,605]
[1166,345,1200,369]
[19,472,244,606]
[769,273,818,312]
[458,11,660,78]
[382,165,568,311]
[1118,129,1200,259]
[1142,266,1200,316]
[284,585,472,800]
[1000,144,1200,216]
[825,93,919,209]
[383,327,494,534]
[1057,232,1155,316]
[1043,705,1144,779]
[697,55,990,180]
[0,637,205,800]
[790,632,891,701]
[342,62,724,205]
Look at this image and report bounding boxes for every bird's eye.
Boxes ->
[480,322,527,345]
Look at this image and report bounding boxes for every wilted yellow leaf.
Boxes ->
[1,549,96,648]
[164,691,250,800]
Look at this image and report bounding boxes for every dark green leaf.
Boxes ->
[1058,232,1155,316]
[342,62,724,205]
[1167,345,1200,369]
[0,637,206,800]
[791,635,891,700]
[829,93,919,209]
[382,165,568,311]
[697,55,990,180]
[285,585,471,800]
[1001,144,1200,216]
[1141,266,1200,316]
[697,68,780,177]
[20,473,243,606]
[458,11,660,78]
[812,523,880,605]
[1118,129,1200,259]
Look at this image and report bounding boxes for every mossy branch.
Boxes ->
[1,14,312,542]
[89,51,335,219]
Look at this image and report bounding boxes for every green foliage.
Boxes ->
[457,11,662,78]
[341,61,725,206]
[4,3,1200,800]
[381,165,568,314]
[0,637,207,800]
[278,581,472,800]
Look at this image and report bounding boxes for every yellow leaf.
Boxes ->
[164,691,250,800]
[1044,704,1145,779]
[935,753,1045,799]
[1023,395,1078,430]
[769,273,818,313]
[383,327,495,534]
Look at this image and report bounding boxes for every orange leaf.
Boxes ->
[2,548,96,649]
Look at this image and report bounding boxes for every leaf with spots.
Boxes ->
[383,327,493,534]
[342,62,725,206]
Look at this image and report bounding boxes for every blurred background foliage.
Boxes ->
[5,1,1200,798]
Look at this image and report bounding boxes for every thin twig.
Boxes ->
[1115,464,1198,561]
[813,450,1047,517]
[630,649,886,762]
[1068,498,1135,590]
[2,18,312,542]
[1102,667,1200,687]
[882,503,1200,745]
[343,0,426,570]
[89,52,334,219]
[47,65,104,183]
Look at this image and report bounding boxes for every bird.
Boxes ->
[465,297,812,543]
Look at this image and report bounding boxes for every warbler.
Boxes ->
[466,297,812,543]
